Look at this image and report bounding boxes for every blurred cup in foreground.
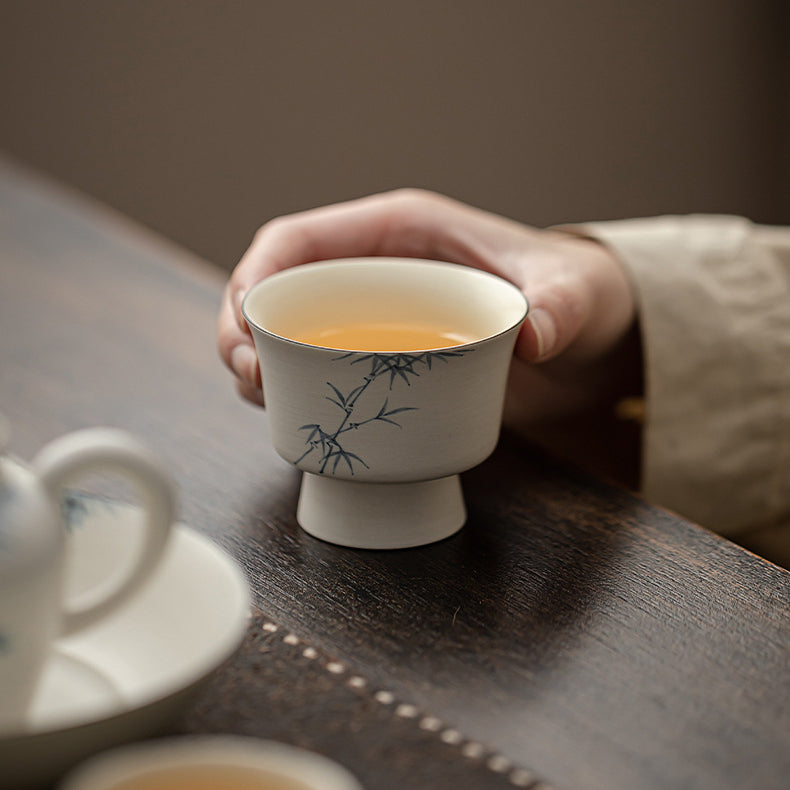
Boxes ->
[59,736,364,790]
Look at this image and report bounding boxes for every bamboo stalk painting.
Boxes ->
[297,350,467,475]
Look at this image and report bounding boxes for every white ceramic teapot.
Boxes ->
[0,417,175,731]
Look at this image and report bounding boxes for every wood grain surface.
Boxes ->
[1,158,788,790]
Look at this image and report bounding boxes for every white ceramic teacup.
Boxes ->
[243,257,528,549]
[59,735,364,790]
[0,423,175,731]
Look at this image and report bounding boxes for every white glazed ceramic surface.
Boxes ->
[59,735,363,790]
[243,259,527,484]
[0,494,251,790]
[242,259,527,549]
[0,429,175,731]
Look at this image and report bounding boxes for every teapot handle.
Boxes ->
[32,428,175,635]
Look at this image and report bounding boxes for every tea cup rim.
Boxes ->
[241,257,528,354]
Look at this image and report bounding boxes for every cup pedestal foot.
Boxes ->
[296,473,466,549]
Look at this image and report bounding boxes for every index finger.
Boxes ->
[227,189,502,307]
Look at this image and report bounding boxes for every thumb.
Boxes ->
[515,280,590,363]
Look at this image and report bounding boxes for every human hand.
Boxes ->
[217,189,639,432]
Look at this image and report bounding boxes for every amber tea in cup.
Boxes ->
[94,765,308,790]
[290,319,473,352]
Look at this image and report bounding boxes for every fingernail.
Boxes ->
[231,344,259,385]
[526,308,557,360]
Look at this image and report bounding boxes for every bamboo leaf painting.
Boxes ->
[298,350,468,474]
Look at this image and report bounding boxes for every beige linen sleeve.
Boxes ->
[575,216,790,552]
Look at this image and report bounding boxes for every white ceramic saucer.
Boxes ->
[0,495,251,790]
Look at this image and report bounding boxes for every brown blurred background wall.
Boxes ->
[1,0,787,270]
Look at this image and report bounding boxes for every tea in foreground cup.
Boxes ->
[0,424,175,731]
[59,736,364,790]
[242,258,528,549]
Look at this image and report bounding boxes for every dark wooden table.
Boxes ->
[2,158,789,790]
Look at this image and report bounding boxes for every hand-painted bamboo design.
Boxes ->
[298,349,467,475]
